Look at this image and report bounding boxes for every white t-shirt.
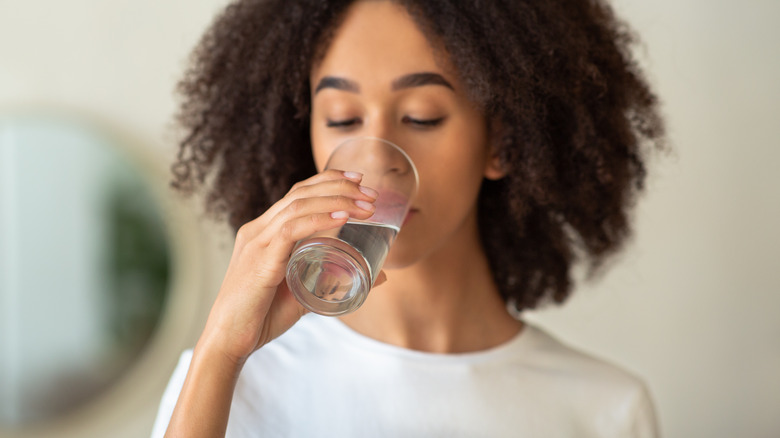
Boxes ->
[151,314,658,437]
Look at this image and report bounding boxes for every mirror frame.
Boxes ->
[0,110,215,438]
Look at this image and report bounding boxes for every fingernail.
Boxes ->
[330,211,349,219]
[359,186,379,198]
[343,171,362,181]
[355,200,375,211]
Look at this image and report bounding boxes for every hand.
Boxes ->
[197,169,379,365]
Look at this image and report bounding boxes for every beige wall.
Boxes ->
[1,0,778,437]
[527,1,780,436]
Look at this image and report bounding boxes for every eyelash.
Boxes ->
[402,115,446,127]
[326,116,445,128]
[326,118,360,128]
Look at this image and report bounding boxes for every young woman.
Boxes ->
[153,0,665,436]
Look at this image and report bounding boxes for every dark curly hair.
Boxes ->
[172,0,665,312]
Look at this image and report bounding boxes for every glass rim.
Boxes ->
[326,136,419,198]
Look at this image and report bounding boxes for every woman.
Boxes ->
[153,0,665,436]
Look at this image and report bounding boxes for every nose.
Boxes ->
[349,137,405,175]
[359,117,413,175]
[373,139,417,200]
[329,136,417,199]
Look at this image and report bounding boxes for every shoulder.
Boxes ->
[521,324,643,387]
[523,325,658,437]
[517,324,659,437]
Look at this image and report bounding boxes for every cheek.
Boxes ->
[383,146,487,268]
[312,148,330,172]
[411,150,486,227]
[309,128,336,172]
[436,113,491,180]
[422,140,489,193]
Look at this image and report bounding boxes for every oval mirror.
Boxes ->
[0,114,199,434]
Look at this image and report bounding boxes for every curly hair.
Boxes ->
[172,0,665,312]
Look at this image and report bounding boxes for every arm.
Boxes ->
[163,343,243,437]
[160,170,378,437]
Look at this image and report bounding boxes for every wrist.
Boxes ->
[193,329,249,375]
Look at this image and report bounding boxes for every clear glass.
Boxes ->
[286,137,418,316]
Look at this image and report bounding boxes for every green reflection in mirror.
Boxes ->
[0,116,170,427]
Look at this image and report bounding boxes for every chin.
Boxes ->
[381,242,425,270]
[381,253,419,270]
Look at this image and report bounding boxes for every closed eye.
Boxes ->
[326,118,360,128]
[402,115,446,127]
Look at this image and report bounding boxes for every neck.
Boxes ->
[338,212,522,353]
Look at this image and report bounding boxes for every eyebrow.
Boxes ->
[392,72,454,91]
[313,72,454,95]
[314,76,360,94]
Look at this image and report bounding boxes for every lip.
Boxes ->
[373,190,411,210]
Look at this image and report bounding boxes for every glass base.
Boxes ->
[286,237,371,316]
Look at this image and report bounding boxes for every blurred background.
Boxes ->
[0,0,778,437]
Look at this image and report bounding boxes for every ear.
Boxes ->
[484,151,506,180]
[484,118,507,180]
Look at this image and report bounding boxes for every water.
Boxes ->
[288,221,398,315]
[337,221,399,281]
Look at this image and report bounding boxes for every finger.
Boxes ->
[291,169,363,192]
[257,194,375,242]
[293,178,379,200]
[246,170,358,235]
[245,186,381,290]
[240,171,376,241]
[246,211,351,288]
[253,185,378,246]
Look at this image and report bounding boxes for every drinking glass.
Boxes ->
[286,137,418,316]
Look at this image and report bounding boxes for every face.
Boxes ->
[310,0,503,268]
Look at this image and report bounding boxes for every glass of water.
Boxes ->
[286,137,418,316]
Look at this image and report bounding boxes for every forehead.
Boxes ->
[311,1,452,86]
